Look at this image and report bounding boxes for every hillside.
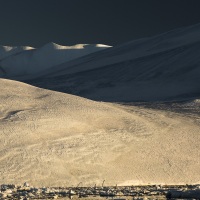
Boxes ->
[0,79,199,186]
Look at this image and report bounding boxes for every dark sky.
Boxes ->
[1,0,200,47]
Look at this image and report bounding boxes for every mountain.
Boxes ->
[24,23,200,102]
[0,43,111,78]
[0,45,33,60]
[0,78,199,186]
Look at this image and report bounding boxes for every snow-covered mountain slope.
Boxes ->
[0,43,111,77]
[26,23,200,102]
[0,45,34,60]
[0,78,200,186]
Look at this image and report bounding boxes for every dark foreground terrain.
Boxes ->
[1,183,200,200]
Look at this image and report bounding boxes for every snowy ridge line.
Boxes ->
[0,43,111,77]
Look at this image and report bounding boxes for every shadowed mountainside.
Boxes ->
[23,23,200,102]
[0,43,111,78]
